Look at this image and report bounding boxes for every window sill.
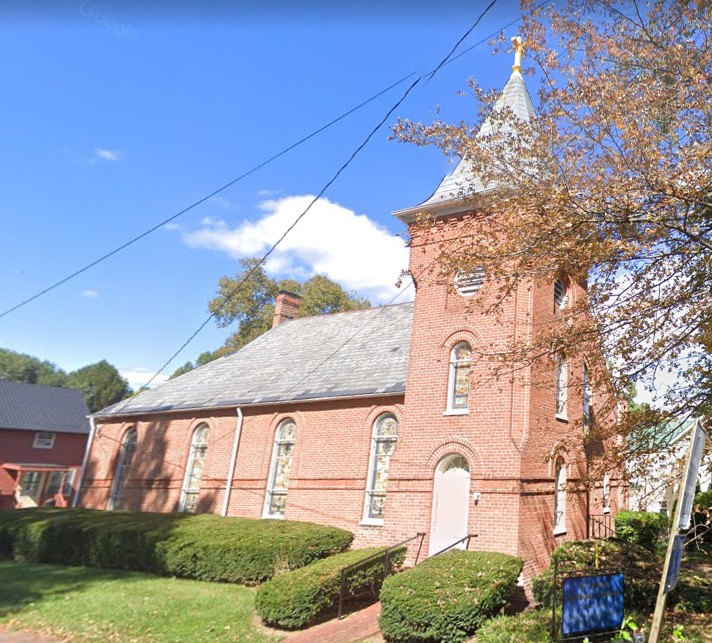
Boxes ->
[603,508,610,514]
[555,413,568,422]
[360,519,384,527]
[443,409,469,416]
[262,513,284,520]
[553,527,567,536]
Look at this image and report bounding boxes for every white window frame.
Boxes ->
[554,277,567,312]
[554,459,567,535]
[108,427,137,511]
[263,418,296,519]
[555,353,568,420]
[361,413,398,525]
[445,341,472,415]
[582,363,592,433]
[33,432,56,449]
[602,473,611,514]
[179,424,210,513]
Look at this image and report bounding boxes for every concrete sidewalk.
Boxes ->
[0,628,63,643]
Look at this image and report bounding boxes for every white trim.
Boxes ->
[446,341,472,413]
[262,418,296,518]
[555,353,568,420]
[554,460,567,534]
[362,413,398,523]
[72,417,96,507]
[360,518,384,527]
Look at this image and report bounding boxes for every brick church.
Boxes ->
[78,45,625,580]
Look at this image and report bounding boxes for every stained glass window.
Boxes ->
[364,413,398,521]
[554,459,566,534]
[108,427,137,510]
[180,424,210,513]
[447,342,472,412]
[265,419,296,517]
[556,353,568,418]
[582,364,592,432]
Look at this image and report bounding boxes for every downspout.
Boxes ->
[221,407,243,517]
[72,416,97,508]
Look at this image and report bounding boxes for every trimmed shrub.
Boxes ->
[0,508,353,584]
[379,550,524,643]
[255,546,405,629]
[531,539,659,613]
[615,510,668,552]
[476,609,551,643]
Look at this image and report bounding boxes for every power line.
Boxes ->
[1,0,533,321]
[128,2,504,392]
[0,71,415,321]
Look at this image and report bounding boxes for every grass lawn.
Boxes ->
[0,561,281,642]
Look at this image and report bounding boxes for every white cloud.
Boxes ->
[120,367,168,392]
[183,195,412,303]
[163,222,183,231]
[210,195,236,210]
[81,289,100,299]
[94,148,123,162]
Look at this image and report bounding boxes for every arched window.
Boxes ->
[582,363,592,432]
[554,459,566,534]
[554,277,567,311]
[447,342,472,413]
[264,418,296,517]
[363,413,398,522]
[602,473,611,513]
[108,427,137,510]
[179,424,210,513]
[555,353,568,419]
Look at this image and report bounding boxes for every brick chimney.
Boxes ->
[272,291,302,328]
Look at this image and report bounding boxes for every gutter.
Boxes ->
[221,407,243,517]
[72,416,97,508]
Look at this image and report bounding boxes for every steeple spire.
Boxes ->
[511,36,525,74]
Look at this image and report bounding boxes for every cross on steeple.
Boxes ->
[511,36,525,73]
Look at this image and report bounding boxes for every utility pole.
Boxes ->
[649,418,707,642]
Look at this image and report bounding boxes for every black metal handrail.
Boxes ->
[337,532,426,619]
[430,533,477,558]
[589,513,615,540]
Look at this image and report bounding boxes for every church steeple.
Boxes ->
[394,37,536,223]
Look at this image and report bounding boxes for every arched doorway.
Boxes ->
[428,454,471,556]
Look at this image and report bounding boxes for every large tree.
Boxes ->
[169,259,370,379]
[65,360,132,413]
[394,0,712,435]
[0,348,67,387]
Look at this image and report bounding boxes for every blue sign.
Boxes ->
[562,573,624,636]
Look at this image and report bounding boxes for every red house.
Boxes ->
[0,380,90,510]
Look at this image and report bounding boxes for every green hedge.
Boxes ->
[256,546,405,630]
[476,609,551,643]
[615,510,668,552]
[0,508,353,584]
[379,550,524,643]
[531,539,659,613]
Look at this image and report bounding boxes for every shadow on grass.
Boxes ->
[0,561,146,618]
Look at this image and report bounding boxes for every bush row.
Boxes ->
[256,546,405,629]
[0,508,353,584]
[379,550,524,643]
[531,539,660,613]
[614,510,668,551]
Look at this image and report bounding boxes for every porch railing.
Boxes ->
[337,532,426,619]
[589,513,615,540]
[430,533,477,558]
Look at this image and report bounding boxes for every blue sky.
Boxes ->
[0,0,526,389]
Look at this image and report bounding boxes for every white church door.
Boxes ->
[428,455,471,556]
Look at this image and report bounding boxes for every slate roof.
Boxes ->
[98,302,414,417]
[394,68,537,222]
[0,380,90,434]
